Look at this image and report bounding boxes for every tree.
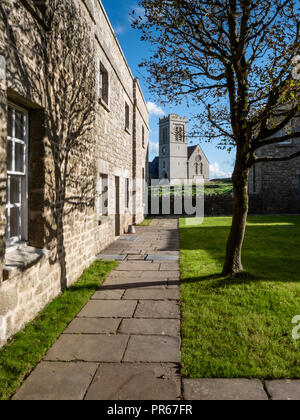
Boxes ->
[132,0,300,275]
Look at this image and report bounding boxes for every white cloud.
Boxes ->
[210,162,232,179]
[147,102,165,116]
[149,140,159,156]
[114,24,126,35]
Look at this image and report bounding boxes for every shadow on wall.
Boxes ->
[0,0,97,291]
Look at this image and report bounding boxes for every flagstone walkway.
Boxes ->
[13,218,182,400]
[13,218,300,400]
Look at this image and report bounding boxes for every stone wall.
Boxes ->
[0,0,149,347]
[249,131,300,214]
[0,59,6,282]
[147,193,233,216]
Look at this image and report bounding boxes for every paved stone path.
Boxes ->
[13,218,300,400]
[13,218,182,400]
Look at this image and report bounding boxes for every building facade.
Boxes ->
[149,114,209,184]
[0,0,149,347]
[249,119,300,213]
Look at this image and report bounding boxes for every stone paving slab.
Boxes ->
[44,334,129,362]
[102,279,168,290]
[135,301,181,319]
[123,335,181,363]
[91,289,125,300]
[167,282,181,289]
[120,319,180,336]
[96,254,126,261]
[127,255,146,261]
[152,251,179,255]
[122,288,180,301]
[183,379,268,400]
[116,262,160,271]
[64,318,121,335]
[117,236,138,242]
[13,362,98,400]
[160,263,180,271]
[84,363,181,400]
[265,380,300,400]
[77,300,137,318]
[107,270,143,280]
[146,255,179,262]
[141,271,180,280]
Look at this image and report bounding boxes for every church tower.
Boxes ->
[159,114,188,182]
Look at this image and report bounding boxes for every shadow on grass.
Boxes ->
[179,218,300,285]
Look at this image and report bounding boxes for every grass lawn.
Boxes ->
[179,216,300,379]
[204,181,233,196]
[0,260,117,400]
[148,182,233,197]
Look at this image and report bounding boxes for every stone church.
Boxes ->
[0,0,148,347]
[149,114,210,184]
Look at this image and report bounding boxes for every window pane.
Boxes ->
[10,176,20,205]
[15,111,25,140]
[8,107,13,137]
[15,142,24,172]
[7,140,13,171]
[10,207,19,238]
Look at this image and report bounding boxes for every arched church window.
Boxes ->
[163,161,166,169]
[162,128,168,143]
[194,163,199,175]
[200,163,203,174]
[175,126,184,142]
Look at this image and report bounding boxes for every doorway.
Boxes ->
[115,176,121,237]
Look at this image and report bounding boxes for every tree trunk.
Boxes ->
[222,162,250,276]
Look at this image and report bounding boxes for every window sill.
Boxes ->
[4,246,49,281]
[99,98,110,113]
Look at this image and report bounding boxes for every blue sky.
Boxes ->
[101,0,235,179]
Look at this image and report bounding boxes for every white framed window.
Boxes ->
[142,125,145,148]
[125,178,129,209]
[125,102,130,131]
[99,61,109,105]
[6,103,28,248]
[97,173,108,217]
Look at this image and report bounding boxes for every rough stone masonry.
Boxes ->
[0,0,149,347]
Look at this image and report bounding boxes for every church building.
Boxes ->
[149,114,210,184]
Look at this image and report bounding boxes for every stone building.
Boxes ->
[249,118,300,213]
[149,114,209,184]
[0,0,149,347]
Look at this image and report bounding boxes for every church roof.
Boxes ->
[187,145,198,159]
[188,144,210,163]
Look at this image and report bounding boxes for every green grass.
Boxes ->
[148,181,233,197]
[204,181,233,196]
[179,216,300,379]
[0,260,117,400]
[138,218,153,226]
